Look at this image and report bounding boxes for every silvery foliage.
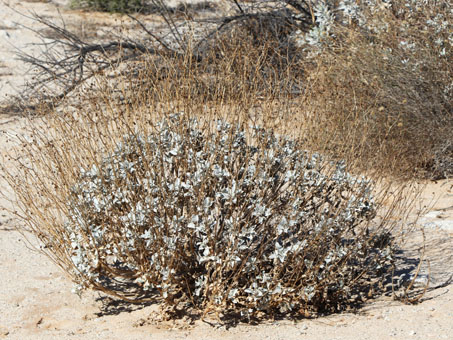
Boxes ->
[290,1,451,53]
[64,114,391,316]
[301,0,336,49]
[290,0,393,54]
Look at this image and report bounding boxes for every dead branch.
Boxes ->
[13,1,312,105]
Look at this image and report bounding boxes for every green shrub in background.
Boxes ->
[71,0,145,13]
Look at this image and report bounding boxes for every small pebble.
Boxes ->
[0,326,9,336]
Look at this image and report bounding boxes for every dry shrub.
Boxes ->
[2,98,412,321]
[300,29,451,178]
[71,0,145,13]
[138,31,303,108]
[1,39,418,321]
[296,1,453,179]
[70,0,217,15]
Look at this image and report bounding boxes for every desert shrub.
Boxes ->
[299,26,453,178]
[288,0,453,178]
[55,113,394,320]
[69,0,216,14]
[71,0,144,13]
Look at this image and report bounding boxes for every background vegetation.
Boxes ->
[71,0,145,13]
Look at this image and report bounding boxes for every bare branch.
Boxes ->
[13,1,312,104]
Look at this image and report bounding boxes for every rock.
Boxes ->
[0,326,9,337]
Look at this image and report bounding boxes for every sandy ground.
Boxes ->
[1,1,453,339]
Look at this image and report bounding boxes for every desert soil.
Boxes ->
[1,1,452,339]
